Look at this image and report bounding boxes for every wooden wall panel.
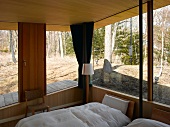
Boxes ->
[18,22,46,101]
[22,23,30,93]
[0,87,82,127]
[0,120,19,127]
[91,86,170,119]
[37,24,46,94]
[46,87,82,108]
[27,23,36,90]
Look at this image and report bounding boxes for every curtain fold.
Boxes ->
[70,22,94,88]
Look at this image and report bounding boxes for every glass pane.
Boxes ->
[92,15,148,98]
[0,30,18,107]
[153,5,170,105]
[46,31,78,94]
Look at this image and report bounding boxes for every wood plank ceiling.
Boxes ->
[0,0,169,31]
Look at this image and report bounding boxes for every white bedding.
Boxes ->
[125,118,170,127]
[16,102,131,127]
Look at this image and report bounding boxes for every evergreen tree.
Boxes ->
[92,27,105,61]
[65,32,74,55]
[114,25,140,65]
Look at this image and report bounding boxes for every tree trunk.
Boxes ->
[9,30,17,63]
[104,25,112,62]
[112,23,118,51]
[112,23,118,63]
[59,31,64,58]
[55,32,59,57]
[63,32,66,55]
[47,31,52,57]
[159,30,164,77]
[157,8,168,78]
[9,30,12,52]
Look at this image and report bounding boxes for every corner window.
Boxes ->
[0,29,18,107]
[46,31,78,94]
[153,5,170,105]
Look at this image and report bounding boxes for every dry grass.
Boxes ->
[1,52,170,100]
[0,53,78,94]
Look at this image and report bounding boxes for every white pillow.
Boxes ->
[102,94,129,114]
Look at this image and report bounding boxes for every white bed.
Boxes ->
[125,108,170,127]
[16,94,134,127]
[125,118,170,127]
[16,102,131,127]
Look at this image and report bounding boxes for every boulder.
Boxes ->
[102,59,112,83]
[103,59,112,73]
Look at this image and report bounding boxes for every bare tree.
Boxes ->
[13,30,18,53]
[104,24,112,62]
[59,31,64,58]
[63,32,66,55]
[111,23,118,63]
[154,6,170,80]
[55,31,59,57]
[9,30,17,63]
[112,22,118,51]
[0,31,5,50]
[46,31,52,57]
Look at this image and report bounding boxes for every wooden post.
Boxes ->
[86,75,89,103]
[18,22,46,102]
[147,0,153,101]
[139,0,143,118]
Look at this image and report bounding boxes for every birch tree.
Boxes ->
[112,22,118,52]
[154,7,170,79]
[62,32,66,55]
[104,24,112,62]
[59,31,64,58]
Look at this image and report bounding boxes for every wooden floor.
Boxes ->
[0,80,78,108]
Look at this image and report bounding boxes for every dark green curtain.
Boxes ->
[70,22,94,88]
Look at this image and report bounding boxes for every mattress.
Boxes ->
[16,102,131,127]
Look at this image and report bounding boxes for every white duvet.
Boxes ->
[16,102,131,127]
[125,118,170,127]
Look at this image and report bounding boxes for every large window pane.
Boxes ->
[46,31,78,94]
[92,19,140,95]
[0,30,18,107]
[92,16,148,99]
[153,5,170,105]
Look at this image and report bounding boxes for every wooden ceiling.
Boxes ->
[0,0,169,31]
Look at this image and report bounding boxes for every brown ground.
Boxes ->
[94,59,170,86]
[0,52,170,105]
[0,53,78,94]
[0,52,18,94]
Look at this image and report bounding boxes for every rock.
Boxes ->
[110,71,122,83]
[103,59,112,73]
[103,72,110,82]
[102,59,112,83]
